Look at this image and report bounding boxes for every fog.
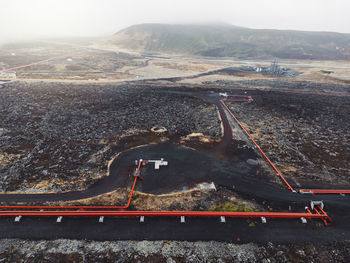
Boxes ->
[1,0,349,44]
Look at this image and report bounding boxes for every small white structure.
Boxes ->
[99,216,104,223]
[180,216,185,223]
[56,216,63,223]
[15,216,22,222]
[134,169,141,177]
[140,216,145,223]
[147,158,168,170]
[220,216,226,223]
[300,217,307,224]
[0,71,16,79]
[261,217,267,224]
[66,58,73,62]
[198,182,216,191]
[310,201,324,210]
[219,92,228,97]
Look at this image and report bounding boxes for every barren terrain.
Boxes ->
[224,87,350,188]
[0,81,220,192]
[1,40,350,262]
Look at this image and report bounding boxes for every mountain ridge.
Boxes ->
[106,23,350,60]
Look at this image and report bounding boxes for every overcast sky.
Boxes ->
[1,0,349,43]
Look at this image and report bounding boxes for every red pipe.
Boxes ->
[317,206,332,222]
[117,176,138,210]
[221,96,349,195]
[221,99,295,192]
[227,95,252,98]
[312,206,328,225]
[0,84,346,219]
[299,189,350,194]
[0,210,330,220]
[0,161,142,210]
[224,99,251,102]
[224,95,253,103]
[0,91,332,225]
[119,159,142,209]
[147,83,349,195]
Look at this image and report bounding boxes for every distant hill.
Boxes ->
[106,23,350,60]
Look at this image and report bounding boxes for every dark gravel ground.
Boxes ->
[224,89,350,188]
[0,237,349,262]
[0,80,349,262]
[204,79,350,94]
[141,80,350,189]
[0,82,220,192]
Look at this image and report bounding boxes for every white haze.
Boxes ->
[1,0,349,44]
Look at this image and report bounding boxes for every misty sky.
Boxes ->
[1,0,349,43]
